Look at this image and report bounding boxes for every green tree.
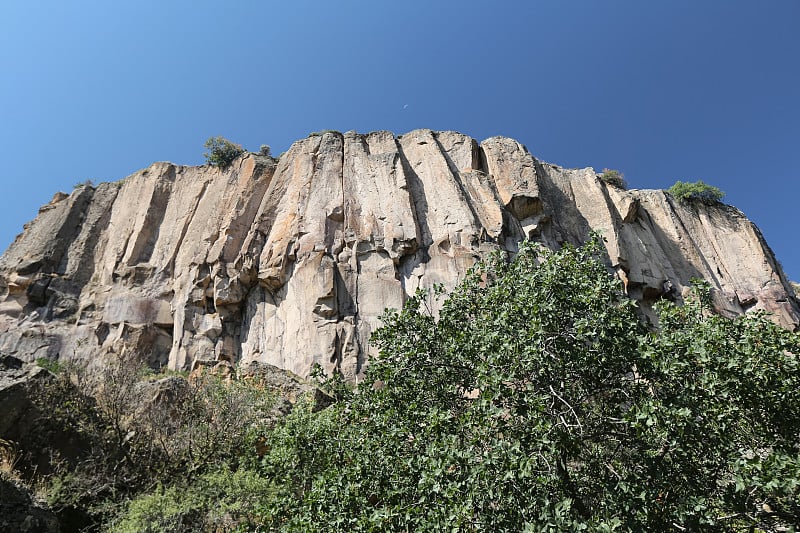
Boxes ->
[668,180,725,204]
[256,237,800,531]
[203,136,245,168]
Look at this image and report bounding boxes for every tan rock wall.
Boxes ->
[0,130,796,378]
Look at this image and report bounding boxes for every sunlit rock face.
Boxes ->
[0,130,796,379]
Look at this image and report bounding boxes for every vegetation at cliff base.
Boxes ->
[5,237,799,531]
[9,360,277,531]
[237,236,798,531]
[203,136,245,168]
[668,180,726,204]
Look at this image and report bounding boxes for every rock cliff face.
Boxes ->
[0,130,797,378]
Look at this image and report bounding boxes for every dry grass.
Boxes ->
[0,438,21,480]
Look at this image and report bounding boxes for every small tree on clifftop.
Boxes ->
[203,136,245,168]
[600,168,627,189]
[668,180,725,204]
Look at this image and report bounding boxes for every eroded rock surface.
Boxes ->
[0,130,797,379]
[0,355,53,438]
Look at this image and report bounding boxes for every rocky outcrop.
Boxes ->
[0,476,60,533]
[0,130,797,379]
[0,355,53,438]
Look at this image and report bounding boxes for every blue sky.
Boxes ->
[1,1,798,279]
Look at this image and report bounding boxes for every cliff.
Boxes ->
[0,130,797,379]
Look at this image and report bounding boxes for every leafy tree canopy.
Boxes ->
[256,236,800,532]
[203,136,245,168]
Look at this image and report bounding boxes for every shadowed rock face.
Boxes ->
[0,130,797,379]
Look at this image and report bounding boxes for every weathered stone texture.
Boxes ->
[0,130,796,379]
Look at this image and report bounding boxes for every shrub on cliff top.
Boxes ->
[203,136,245,168]
[599,168,627,189]
[668,180,725,204]
[72,179,95,190]
[308,130,340,137]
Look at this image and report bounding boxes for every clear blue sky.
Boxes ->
[2,1,798,279]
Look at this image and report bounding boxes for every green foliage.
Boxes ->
[17,239,800,531]
[253,237,800,531]
[142,366,190,380]
[668,180,725,204]
[23,360,276,530]
[109,467,278,533]
[35,357,63,374]
[203,136,245,168]
[599,168,626,189]
[258,144,272,157]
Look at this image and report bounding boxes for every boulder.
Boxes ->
[0,476,60,533]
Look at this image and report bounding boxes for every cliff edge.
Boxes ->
[1,130,797,378]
